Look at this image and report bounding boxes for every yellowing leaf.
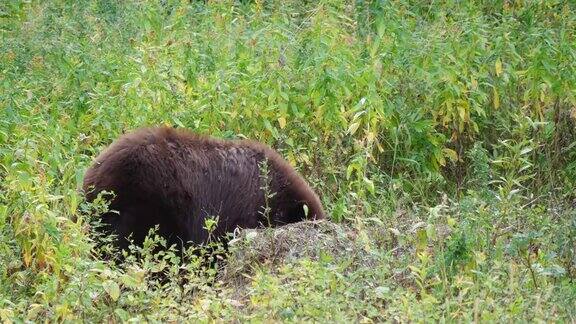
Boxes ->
[27,303,44,319]
[435,149,446,167]
[495,59,503,76]
[458,105,466,121]
[300,153,311,165]
[366,131,375,143]
[363,177,375,195]
[442,148,459,162]
[69,193,78,214]
[416,228,428,252]
[23,249,32,267]
[493,88,500,109]
[287,152,297,167]
[359,230,371,252]
[426,223,436,240]
[475,251,487,265]
[103,280,120,301]
[347,122,360,135]
[471,77,478,90]
[445,99,453,112]
[540,90,546,103]
[376,140,384,153]
[277,117,286,129]
[472,121,480,133]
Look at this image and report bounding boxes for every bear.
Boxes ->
[83,126,325,253]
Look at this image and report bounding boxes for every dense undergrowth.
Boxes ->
[1,0,575,322]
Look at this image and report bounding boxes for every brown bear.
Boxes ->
[83,126,324,252]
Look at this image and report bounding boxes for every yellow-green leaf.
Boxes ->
[475,251,487,265]
[493,88,500,109]
[540,90,546,103]
[366,131,375,143]
[471,77,478,90]
[363,177,375,195]
[69,193,78,214]
[457,105,466,121]
[435,150,446,167]
[442,148,459,162]
[347,122,360,135]
[416,228,428,252]
[495,59,503,76]
[278,117,286,129]
[23,249,32,267]
[103,280,120,302]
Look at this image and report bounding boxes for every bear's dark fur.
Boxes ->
[83,127,324,252]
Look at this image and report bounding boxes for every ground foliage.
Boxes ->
[0,0,575,322]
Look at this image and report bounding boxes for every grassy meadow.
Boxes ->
[1,0,575,322]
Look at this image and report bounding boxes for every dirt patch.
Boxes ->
[220,220,383,284]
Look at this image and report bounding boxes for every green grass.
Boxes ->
[1,0,575,322]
